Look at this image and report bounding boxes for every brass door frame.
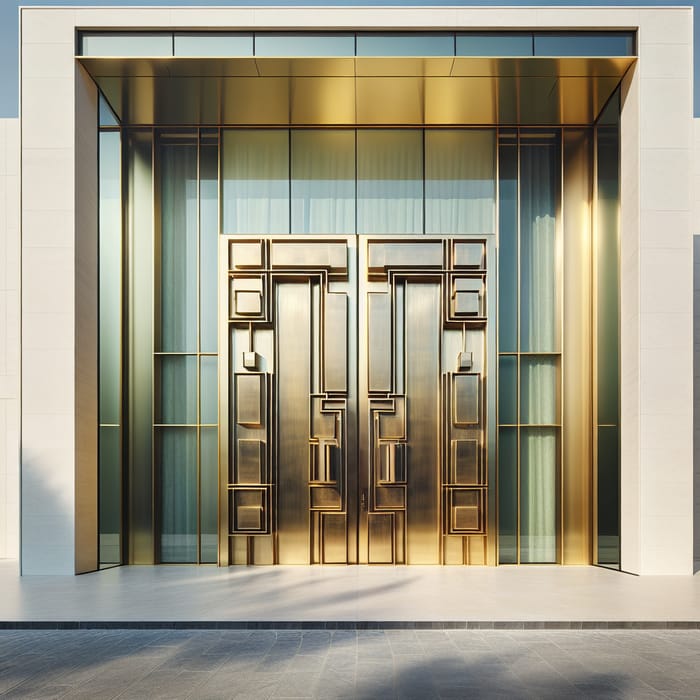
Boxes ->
[220,234,495,565]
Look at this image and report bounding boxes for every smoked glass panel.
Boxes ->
[200,427,219,563]
[159,427,198,563]
[256,33,354,56]
[457,32,532,56]
[520,356,558,425]
[520,427,557,563]
[200,140,219,352]
[174,33,253,57]
[357,33,453,56]
[200,356,218,425]
[498,355,517,426]
[498,427,517,564]
[157,355,197,425]
[99,426,121,566]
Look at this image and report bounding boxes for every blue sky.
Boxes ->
[1,0,696,117]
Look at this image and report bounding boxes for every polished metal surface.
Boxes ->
[223,236,493,565]
[78,56,634,127]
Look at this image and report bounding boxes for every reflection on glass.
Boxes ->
[498,135,518,352]
[99,94,119,127]
[291,130,355,234]
[356,33,453,56]
[99,426,121,566]
[520,135,557,352]
[520,427,557,563]
[457,33,532,56]
[157,355,197,425]
[200,427,218,563]
[498,355,517,425]
[99,130,122,425]
[200,141,218,353]
[534,32,635,57]
[159,428,198,563]
[160,139,198,351]
[425,130,495,235]
[520,356,557,425]
[255,33,354,56]
[498,427,517,564]
[357,130,422,235]
[174,33,253,57]
[81,32,173,57]
[223,130,289,234]
[597,426,620,566]
[200,356,218,425]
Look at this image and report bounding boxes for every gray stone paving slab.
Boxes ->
[0,630,697,698]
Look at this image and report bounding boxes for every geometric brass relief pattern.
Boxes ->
[225,235,489,565]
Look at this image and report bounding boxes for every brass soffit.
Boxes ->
[79,55,636,126]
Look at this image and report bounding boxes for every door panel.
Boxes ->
[221,235,493,565]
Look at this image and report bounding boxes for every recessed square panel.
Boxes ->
[231,489,266,533]
[453,290,480,316]
[452,439,480,485]
[454,242,484,269]
[229,241,263,269]
[450,489,484,534]
[453,373,480,426]
[236,373,264,426]
[230,277,265,319]
[235,290,262,315]
[236,439,263,484]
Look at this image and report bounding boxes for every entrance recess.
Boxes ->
[220,236,495,565]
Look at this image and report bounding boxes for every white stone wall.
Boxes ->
[694,119,700,573]
[19,5,697,574]
[0,118,20,562]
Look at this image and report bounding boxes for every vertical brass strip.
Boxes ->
[127,129,155,564]
[562,129,593,565]
[515,128,521,565]
[276,281,312,563]
[405,281,441,564]
[218,235,229,566]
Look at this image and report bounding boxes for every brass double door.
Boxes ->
[221,235,495,565]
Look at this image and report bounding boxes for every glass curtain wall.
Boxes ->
[156,129,219,563]
[222,129,496,235]
[98,94,123,567]
[595,94,621,568]
[498,129,561,564]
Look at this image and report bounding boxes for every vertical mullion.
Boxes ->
[196,129,202,564]
[516,127,521,566]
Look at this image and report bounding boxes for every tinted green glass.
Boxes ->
[200,427,219,563]
[498,138,517,352]
[99,94,119,127]
[498,355,517,426]
[200,356,218,425]
[99,130,122,425]
[520,134,558,353]
[520,427,557,563]
[597,426,620,567]
[457,33,532,57]
[99,426,121,566]
[159,427,198,563]
[498,427,517,564]
[200,142,218,353]
[157,355,197,425]
[160,139,198,352]
[520,356,558,425]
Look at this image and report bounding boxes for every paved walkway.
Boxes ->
[1,628,699,699]
[1,561,699,624]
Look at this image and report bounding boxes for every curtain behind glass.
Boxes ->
[425,129,496,234]
[160,142,198,352]
[223,130,289,234]
[520,139,557,353]
[291,129,355,234]
[357,130,422,234]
